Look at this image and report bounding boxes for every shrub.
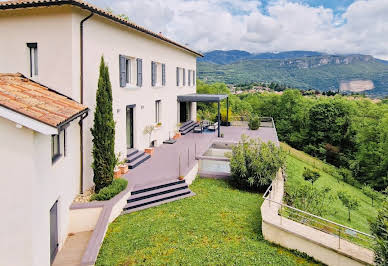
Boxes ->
[285,183,334,217]
[302,167,320,186]
[370,199,388,265]
[229,135,285,191]
[91,178,128,201]
[248,115,260,130]
[337,190,360,222]
[362,185,381,206]
[220,108,232,123]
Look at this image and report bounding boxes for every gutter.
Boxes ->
[79,12,94,194]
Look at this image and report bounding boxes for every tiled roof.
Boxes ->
[0,0,203,57]
[0,73,88,128]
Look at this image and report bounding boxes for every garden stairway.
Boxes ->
[126,148,151,169]
[179,120,198,135]
[122,179,195,214]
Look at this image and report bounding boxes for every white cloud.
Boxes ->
[2,0,387,58]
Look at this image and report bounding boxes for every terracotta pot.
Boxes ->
[114,169,122,179]
[178,176,185,180]
[144,148,154,156]
[119,164,129,175]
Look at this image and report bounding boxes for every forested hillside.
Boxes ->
[197,50,388,97]
[196,80,388,191]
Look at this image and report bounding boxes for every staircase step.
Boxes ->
[181,123,198,135]
[132,179,185,195]
[128,153,151,169]
[180,120,194,128]
[126,151,145,163]
[122,190,195,213]
[127,148,138,157]
[179,121,195,132]
[127,183,189,203]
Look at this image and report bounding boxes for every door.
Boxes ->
[50,201,58,264]
[180,102,187,123]
[126,106,134,149]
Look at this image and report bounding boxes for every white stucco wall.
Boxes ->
[73,9,198,190]
[0,116,81,266]
[0,5,199,265]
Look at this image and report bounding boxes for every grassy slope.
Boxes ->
[283,143,378,233]
[96,179,321,265]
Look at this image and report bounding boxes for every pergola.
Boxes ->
[177,93,229,137]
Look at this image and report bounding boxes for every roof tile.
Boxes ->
[0,73,88,127]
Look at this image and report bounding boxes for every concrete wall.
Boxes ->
[0,116,81,266]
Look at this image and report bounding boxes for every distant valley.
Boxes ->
[197,50,388,97]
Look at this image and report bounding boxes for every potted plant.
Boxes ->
[118,157,128,175]
[114,167,122,178]
[156,122,162,127]
[143,125,155,155]
[178,176,185,180]
[173,124,181,140]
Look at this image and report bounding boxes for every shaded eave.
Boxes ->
[0,0,203,58]
[177,93,228,102]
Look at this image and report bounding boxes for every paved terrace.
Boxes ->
[69,125,279,266]
[123,125,279,187]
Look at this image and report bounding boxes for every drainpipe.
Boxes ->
[79,12,94,194]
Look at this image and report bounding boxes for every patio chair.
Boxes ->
[193,122,203,133]
[202,120,210,128]
[208,122,219,131]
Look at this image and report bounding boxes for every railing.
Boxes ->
[262,180,375,250]
[229,116,275,128]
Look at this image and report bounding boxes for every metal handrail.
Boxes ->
[262,180,375,247]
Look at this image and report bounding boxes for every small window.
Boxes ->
[155,100,161,123]
[120,55,141,87]
[27,43,38,77]
[51,134,61,163]
[51,129,66,164]
[125,58,131,84]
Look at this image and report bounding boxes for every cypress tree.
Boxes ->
[91,56,115,192]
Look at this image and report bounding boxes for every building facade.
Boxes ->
[0,1,201,265]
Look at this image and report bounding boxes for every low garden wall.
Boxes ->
[261,172,375,266]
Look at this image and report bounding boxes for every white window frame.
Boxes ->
[124,56,137,87]
[27,43,38,77]
[155,100,161,124]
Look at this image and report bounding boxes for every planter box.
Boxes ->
[144,148,154,156]
[114,169,122,179]
[119,164,129,175]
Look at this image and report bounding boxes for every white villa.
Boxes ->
[0,1,201,265]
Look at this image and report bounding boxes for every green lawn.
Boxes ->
[96,178,321,265]
[285,154,379,233]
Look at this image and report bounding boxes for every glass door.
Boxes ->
[126,106,134,149]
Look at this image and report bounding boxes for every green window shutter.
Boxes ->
[162,64,166,86]
[119,55,126,87]
[137,58,143,87]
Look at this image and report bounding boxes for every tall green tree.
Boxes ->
[370,199,388,265]
[91,57,115,192]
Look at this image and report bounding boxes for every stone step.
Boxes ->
[128,153,151,169]
[127,183,189,203]
[179,121,195,132]
[127,148,138,157]
[122,190,195,213]
[126,151,145,163]
[132,179,186,195]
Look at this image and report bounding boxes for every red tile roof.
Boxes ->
[0,73,88,128]
[0,0,203,57]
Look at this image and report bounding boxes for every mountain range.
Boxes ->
[197,50,388,97]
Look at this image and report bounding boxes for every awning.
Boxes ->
[177,93,228,102]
